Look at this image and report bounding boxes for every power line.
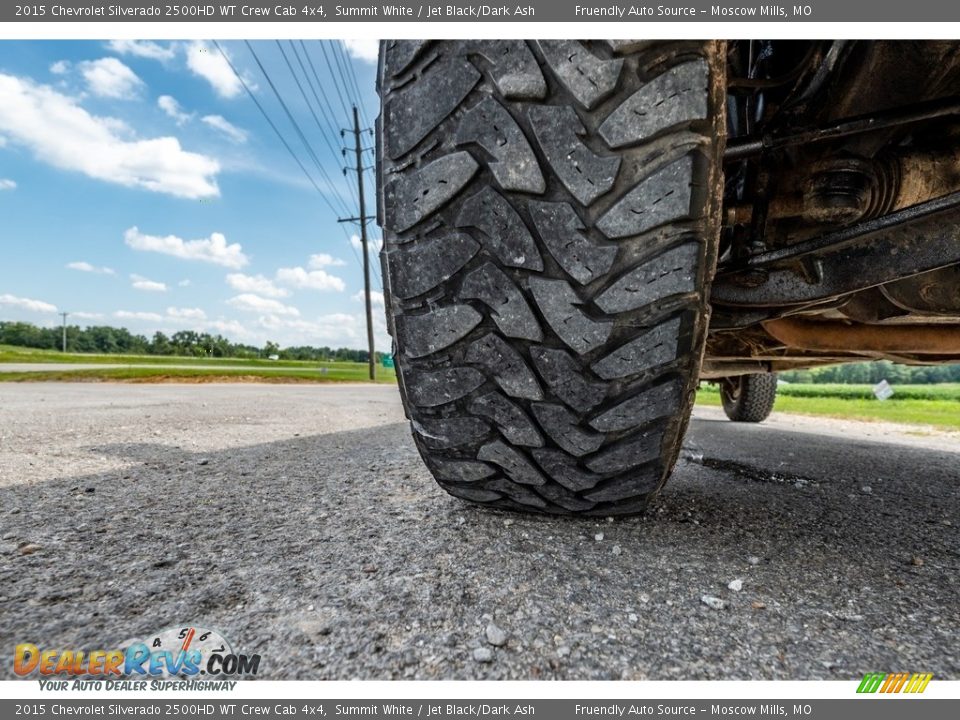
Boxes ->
[276,40,347,173]
[244,40,354,218]
[298,40,345,132]
[318,41,381,286]
[341,104,378,380]
[289,41,345,155]
[327,39,356,124]
[295,40,368,208]
[335,40,372,129]
[59,312,69,353]
[331,44,381,278]
[213,41,342,220]
[274,40,358,207]
[214,40,362,281]
[318,40,353,127]
[338,39,367,119]
[216,41,378,297]
[335,41,373,134]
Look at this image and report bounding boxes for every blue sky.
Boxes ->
[0,39,387,350]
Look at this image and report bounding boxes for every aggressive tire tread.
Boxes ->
[721,373,778,423]
[379,40,725,514]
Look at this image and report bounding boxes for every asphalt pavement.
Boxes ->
[0,383,957,680]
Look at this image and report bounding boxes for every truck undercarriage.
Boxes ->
[376,39,958,514]
[707,40,960,377]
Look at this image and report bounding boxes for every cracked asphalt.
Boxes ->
[0,383,957,680]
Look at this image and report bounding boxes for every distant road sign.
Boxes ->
[381,355,395,368]
[873,379,894,401]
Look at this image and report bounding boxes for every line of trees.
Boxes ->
[4,320,959,380]
[0,321,383,363]
[780,359,960,384]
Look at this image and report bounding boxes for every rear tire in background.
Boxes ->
[377,40,726,515]
[720,373,778,423]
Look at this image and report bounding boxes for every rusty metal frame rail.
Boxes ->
[763,318,960,354]
[724,95,960,162]
[711,192,960,307]
[726,190,960,270]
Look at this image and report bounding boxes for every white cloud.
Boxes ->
[204,318,251,337]
[350,233,382,254]
[226,273,289,298]
[201,114,248,143]
[72,311,104,320]
[308,253,347,269]
[130,273,168,292]
[106,40,177,62]
[111,306,253,341]
[114,310,163,322]
[255,310,390,350]
[50,60,70,75]
[275,266,346,292]
[124,227,248,268]
[227,293,300,316]
[185,41,246,99]
[166,306,206,320]
[178,279,191,287]
[115,305,391,350]
[316,312,359,326]
[0,293,57,313]
[352,290,385,308]
[343,40,379,64]
[157,95,192,125]
[258,313,356,340]
[67,261,114,275]
[0,73,220,199]
[78,58,144,99]
[0,178,15,190]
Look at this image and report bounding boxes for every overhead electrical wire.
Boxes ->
[332,41,378,193]
[217,40,366,283]
[275,40,359,207]
[298,40,346,132]
[318,40,354,128]
[296,40,373,214]
[320,40,381,286]
[336,40,373,130]
[217,40,379,288]
[290,40,345,152]
[296,41,380,287]
[212,40,345,222]
[322,43,380,285]
[332,42,382,280]
[244,40,354,219]
[333,40,365,122]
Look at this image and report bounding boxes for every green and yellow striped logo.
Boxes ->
[857,672,933,694]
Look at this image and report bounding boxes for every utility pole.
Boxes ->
[338,105,377,381]
[59,312,69,353]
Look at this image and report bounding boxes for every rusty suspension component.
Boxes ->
[762,318,960,354]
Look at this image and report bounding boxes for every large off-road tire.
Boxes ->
[720,373,778,423]
[377,40,726,515]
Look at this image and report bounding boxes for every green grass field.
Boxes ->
[0,366,397,384]
[0,345,396,384]
[0,344,359,368]
[697,383,960,430]
[2,345,956,428]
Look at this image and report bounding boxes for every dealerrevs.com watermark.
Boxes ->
[14,625,261,689]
